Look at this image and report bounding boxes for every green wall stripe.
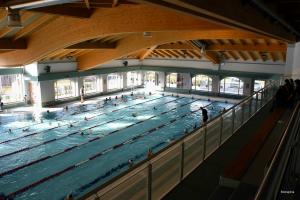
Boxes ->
[33,65,279,81]
[0,68,23,75]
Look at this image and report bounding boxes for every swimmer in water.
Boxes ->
[147,148,153,158]
[114,103,117,106]
[162,93,164,96]
[132,113,137,117]
[153,107,157,110]
[64,106,68,112]
[128,159,134,168]
[22,128,29,132]
[84,117,88,121]
[8,129,12,133]
[81,131,84,136]
[149,92,152,95]
[115,96,118,99]
[69,124,73,128]
[46,110,50,114]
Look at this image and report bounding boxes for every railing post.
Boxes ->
[255,93,258,112]
[180,142,184,180]
[219,116,223,146]
[202,126,207,160]
[248,98,252,118]
[241,104,245,125]
[147,163,152,200]
[231,108,235,134]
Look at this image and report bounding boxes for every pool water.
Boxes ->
[0,93,234,200]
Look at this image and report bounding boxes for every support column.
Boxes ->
[123,72,127,89]
[102,74,108,93]
[211,75,220,94]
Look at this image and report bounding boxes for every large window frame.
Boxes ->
[107,73,123,91]
[254,80,265,92]
[0,74,24,104]
[83,76,103,95]
[54,78,77,100]
[166,73,184,88]
[127,71,142,87]
[192,74,212,92]
[220,77,244,95]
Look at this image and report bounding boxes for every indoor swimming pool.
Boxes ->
[0,93,234,200]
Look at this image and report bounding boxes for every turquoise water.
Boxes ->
[0,93,233,200]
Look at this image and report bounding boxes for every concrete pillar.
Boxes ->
[102,74,108,93]
[78,77,84,96]
[157,71,165,90]
[40,80,55,106]
[285,42,300,79]
[241,77,252,96]
[181,73,191,89]
[123,72,127,89]
[211,75,220,94]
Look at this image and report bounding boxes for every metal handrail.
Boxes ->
[254,102,300,200]
[79,82,279,200]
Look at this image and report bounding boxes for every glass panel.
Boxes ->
[166,73,177,88]
[127,71,142,87]
[220,77,244,95]
[254,80,265,92]
[205,118,221,157]
[192,75,212,91]
[152,145,181,200]
[83,76,98,94]
[107,73,123,91]
[242,100,250,124]
[54,78,76,99]
[234,106,243,131]
[221,110,233,142]
[97,166,148,200]
[249,98,257,117]
[0,74,24,103]
[183,128,204,177]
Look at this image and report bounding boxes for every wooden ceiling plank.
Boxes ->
[66,41,117,49]
[139,45,157,60]
[0,38,26,49]
[30,5,93,19]
[14,14,55,40]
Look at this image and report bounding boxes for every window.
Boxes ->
[0,74,24,103]
[127,71,142,87]
[254,80,265,92]
[220,77,244,95]
[144,71,156,87]
[54,79,76,99]
[107,73,123,90]
[83,76,98,94]
[192,75,212,91]
[166,73,184,88]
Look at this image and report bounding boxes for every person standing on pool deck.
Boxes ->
[80,86,85,103]
[200,107,208,123]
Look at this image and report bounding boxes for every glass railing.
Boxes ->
[79,80,280,200]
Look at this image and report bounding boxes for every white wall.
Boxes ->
[99,58,285,74]
[38,61,77,74]
[283,42,300,79]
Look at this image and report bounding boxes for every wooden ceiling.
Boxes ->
[0,0,295,70]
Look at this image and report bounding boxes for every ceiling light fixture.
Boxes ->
[143,32,152,38]
[6,8,22,27]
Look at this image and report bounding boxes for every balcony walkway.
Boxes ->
[163,102,291,200]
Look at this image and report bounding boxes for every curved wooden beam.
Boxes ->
[0,4,226,67]
[77,29,266,70]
